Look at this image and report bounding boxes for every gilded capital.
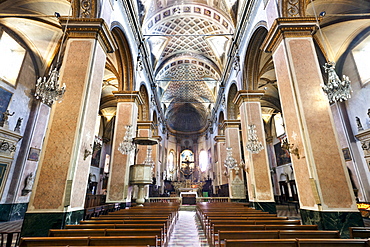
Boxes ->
[60,18,117,53]
[261,17,319,53]
[233,90,265,108]
[113,91,143,106]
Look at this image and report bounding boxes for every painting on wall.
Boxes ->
[342,147,352,161]
[28,147,41,161]
[0,87,12,119]
[0,163,7,191]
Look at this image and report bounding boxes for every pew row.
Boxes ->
[216,230,340,247]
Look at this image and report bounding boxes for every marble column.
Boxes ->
[223,120,246,201]
[106,91,142,207]
[22,19,116,237]
[262,18,363,236]
[234,90,276,213]
[136,121,155,200]
[151,136,162,185]
[214,136,227,187]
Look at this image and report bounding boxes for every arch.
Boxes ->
[152,110,158,136]
[139,84,150,121]
[243,24,269,90]
[227,83,239,120]
[111,25,134,91]
[218,111,225,136]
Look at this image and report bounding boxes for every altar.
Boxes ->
[180,192,197,205]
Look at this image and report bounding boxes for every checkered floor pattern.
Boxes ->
[168,210,209,247]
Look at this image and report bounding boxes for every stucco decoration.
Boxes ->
[282,0,305,17]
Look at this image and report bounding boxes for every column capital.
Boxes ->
[61,17,117,53]
[137,121,154,130]
[262,17,319,53]
[222,120,241,129]
[214,135,225,142]
[113,91,143,105]
[233,90,265,108]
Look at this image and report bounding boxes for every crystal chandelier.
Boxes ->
[224,147,238,170]
[246,124,264,154]
[118,125,135,154]
[321,61,352,103]
[34,67,66,106]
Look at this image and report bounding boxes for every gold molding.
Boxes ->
[113,91,144,105]
[261,17,319,53]
[214,136,226,142]
[60,18,117,53]
[222,120,241,129]
[233,90,265,108]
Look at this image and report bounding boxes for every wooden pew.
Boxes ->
[48,229,163,246]
[19,236,159,247]
[349,227,370,238]
[210,224,319,246]
[206,219,300,239]
[223,239,370,247]
[217,230,340,247]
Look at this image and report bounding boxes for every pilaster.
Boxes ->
[106,91,142,205]
[234,90,276,213]
[262,18,363,236]
[23,19,111,236]
[223,120,245,200]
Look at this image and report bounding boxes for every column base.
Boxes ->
[0,203,28,221]
[21,209,85,237]
[250,201,277,214]
[300,209,364,238]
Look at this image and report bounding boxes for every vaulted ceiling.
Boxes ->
[140,0,238,133]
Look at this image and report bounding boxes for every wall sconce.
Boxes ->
[84,144,93,160]
[281,139,300,159]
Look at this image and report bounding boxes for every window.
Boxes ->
[168,151,174,172]
[0,30,26,86]
[199,150,208,172]
[274,113,285,137]
[352,35,370,85]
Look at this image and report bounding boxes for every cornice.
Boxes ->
[113,91,144,105]
[214,135,226,142]
[261,17,320,53]
[233,90,265,108]
[222,120,241,129]
[60,18,118,53]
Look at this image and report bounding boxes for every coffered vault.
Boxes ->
[140,0,237,133]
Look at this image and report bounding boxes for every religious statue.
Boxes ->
[367,109,370,129]
[0,110,15,128]
[356,117,363,131]
[14,117,23,133]
[180,155,194,179]
[22,172,34,196]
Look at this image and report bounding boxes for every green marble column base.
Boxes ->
[300,209,364,238]
[0,203,28,221]
[21,209,84,237]
[250,201,277,214]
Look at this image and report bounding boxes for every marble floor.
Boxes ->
[167,210,209,247]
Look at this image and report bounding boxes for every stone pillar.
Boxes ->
[106,91,142,207]
[214,136,227,187]
[22,19,116,237]
[234,90,276,213]
[152,136,162,185]
[223,120,246,201]
[262,18,363,236]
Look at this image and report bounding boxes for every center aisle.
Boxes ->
[168,210,209,247]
